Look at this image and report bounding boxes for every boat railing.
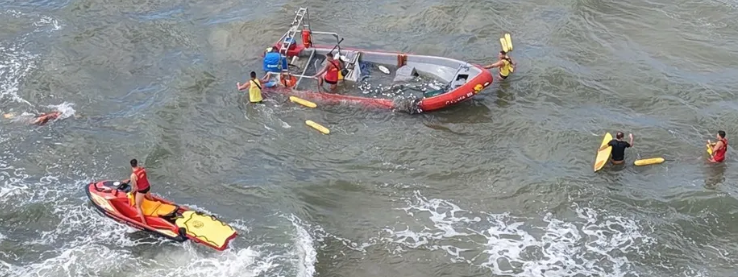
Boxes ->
[295,48,317,88]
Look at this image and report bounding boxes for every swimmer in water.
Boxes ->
[708,130,728,163]
[32,111,61,125]
[599,132,634,165]
[31,111,62,125]
[14,111,62,125]
[484,51,515,80]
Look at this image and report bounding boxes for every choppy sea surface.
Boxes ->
[2,0,738,276]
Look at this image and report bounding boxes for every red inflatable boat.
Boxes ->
[259,7,494,114]
[85,180,237,251]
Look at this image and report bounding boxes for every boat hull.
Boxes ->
[269,42,494,114]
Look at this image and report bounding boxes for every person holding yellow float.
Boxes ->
[599,132,634,165]
[707,130,728,163]
[484,33,515,80]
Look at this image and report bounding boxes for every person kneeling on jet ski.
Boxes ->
[122,159,154,225]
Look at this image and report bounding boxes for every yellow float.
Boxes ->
[305,120,329,135]
[289,96,317,108]
[633,157,665,166]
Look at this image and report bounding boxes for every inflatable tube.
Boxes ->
[634,157,665,166]
[305,120,329,134]
[289,96,317,108]
[415,64,493,113]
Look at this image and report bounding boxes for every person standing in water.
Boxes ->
[708,130,728,163]
[313,53,341,92]
[237,71,264,103]
[484,51,515,80]
[599,132,634,164]
[124,159,153,225]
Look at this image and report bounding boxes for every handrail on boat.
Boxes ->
[294,48,317,88]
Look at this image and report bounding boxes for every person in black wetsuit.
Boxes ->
[599,132,634,164]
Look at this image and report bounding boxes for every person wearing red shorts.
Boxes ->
[123,159,154,225]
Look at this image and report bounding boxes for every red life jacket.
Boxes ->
[714,138,728,162]
[324,60,340,82]
[133,167,150,191]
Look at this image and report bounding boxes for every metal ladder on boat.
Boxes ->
[277,8,308,68]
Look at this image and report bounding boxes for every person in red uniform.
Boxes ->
[124,159,153,225]
[708,130,728,163]
[313,53,341,92]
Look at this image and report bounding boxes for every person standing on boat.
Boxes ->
[263,47,288,73]
[124,159,154,226]
[708,130,728,163]
[484,51,515,80]
[313,53,341,92]
[236,71,264,103]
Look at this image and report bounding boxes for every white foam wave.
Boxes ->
[383,190,655,277]
[45,101,76,119]
[286,215,317,277]
[0,10,61,107]
[0,43,36,106]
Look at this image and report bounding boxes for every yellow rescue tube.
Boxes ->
[289,96,317,108]
[634,157,665,166]
[305,120,330,134]
[707,143,714,155]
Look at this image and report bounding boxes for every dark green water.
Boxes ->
[2,0,738,276]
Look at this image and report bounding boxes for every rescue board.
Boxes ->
[634,157,665,166]
[594,132,613,172]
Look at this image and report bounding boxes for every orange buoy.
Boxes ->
[280,74,298,88]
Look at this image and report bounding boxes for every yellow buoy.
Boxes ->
[504,33,513,52]
[499,37,509,53]
[633,157,665,166]
[305,120,329,135]
[289,96,317,108]
[706,143,714,155]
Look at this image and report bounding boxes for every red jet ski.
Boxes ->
[85,180,237,251]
